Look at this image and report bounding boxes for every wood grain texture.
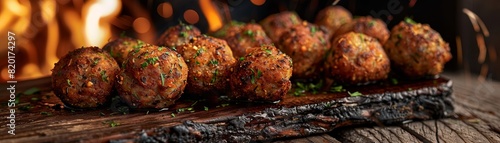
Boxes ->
[331,72,500,143]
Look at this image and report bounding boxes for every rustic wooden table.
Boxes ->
[1,71,499,143]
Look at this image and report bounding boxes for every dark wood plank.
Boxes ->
[332,72,500,143]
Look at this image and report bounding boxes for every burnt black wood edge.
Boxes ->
[110,80,454,143]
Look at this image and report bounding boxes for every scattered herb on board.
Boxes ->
[40,112,52,116]
[19,105,33,111]
[104,120,120,127]
[330,85,345,93]
[23,87,40,95]
[99,112,106,116]
[204,106,209,111]
[391,78,398,85]
[221,103,229,107]
[293,80,324,96]
[31,97,39,101]
[171,113,176,118]
[348,91,363,97]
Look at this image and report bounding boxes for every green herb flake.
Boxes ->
[404,17,417,24]
[191,101,198,107]
[194,48,204,59]
[180,31,188,37]
[31,97,39,101]
[330,85,344,93]
[67,79,72,86]
[244,30,254,37]
[264,49,272,54]
[310,26,317,34]
[209,59,218,66]
[141,62,148,68]
[221,103,229,107]
[211,69,219,83]
[391,78,398,85]
[99,112,106,116]
[397,34,403,39]
[160,73,166,86]
[348,91,363,97]
[239,57,245,61]
[368,20,376,27]
[23,87,40,95]
[91,58,100,66]
[195,61,200,65]
[120,31,126,37]
[204,106,209,111]
[147,57,159,65]
[40,112,52,116]
[257,70,262,78]
[104,120,120,127]
[171,113,176,118]
[100,70,108,82]
[250,69,256,84]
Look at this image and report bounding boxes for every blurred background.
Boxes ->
[0,0,498,82]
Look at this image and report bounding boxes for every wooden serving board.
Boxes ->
[0,77,453,143]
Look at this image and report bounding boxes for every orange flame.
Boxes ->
[199,0,223,32]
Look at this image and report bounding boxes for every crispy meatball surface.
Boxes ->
[174,35,236,96]
[325,32,390,84]
[230,45,293,101]
[116,45,188,108]
[52,47,119,108]
[384,20,452,77]
[156,24,201,48]
[102,37,146,64]
[278,22,330,79]
[218,23,273,58]
[260,11,302,43]
[334,16,390,44]
[315,6,352,37]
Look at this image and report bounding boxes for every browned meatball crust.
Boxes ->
[218,23,273,58]
[230,45,293,101]
[52,47,119,108]
[278,22,331,79]
[116,45,188,108]
[102,37,146,64]
[156,24,201,48]
[315,6,352,37]
[384,21,452,77]
[325,32,390,84]
[334,16,390,44]
[174,35,236,96]
[260,11,302,43]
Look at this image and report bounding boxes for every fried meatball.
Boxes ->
[102,37,146,64]
[278,22,330,79]
[174,35,236,96]
[260,11,302,43]
[230,45,293,101]
[156,24,201,48]
[334,16,390,44]
[52,47,119,108]
[217,23,273,58]
[325,32,390,84]
[116,45,188,108]
[315,6,352,37]
[383,20,452,77]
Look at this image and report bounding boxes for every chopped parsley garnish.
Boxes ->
[348,91,363,97]
[264,49,272,54]
[239,57,245,61]
[368,20,376,27]
[250,69,257,84]
[330,85,345,93]
[142,57,159,68]
[194,48,204,58]
[244,30,254,37]
[293,80,324,96]
[180,31,188,37]
[195,61,200,65]
[211,69,219,83]
[209,59,218,66]
[171,113,176,118]
[160,73,166,86]
[141,62,148,68]
[391,78,398,85]
[101,70,108,82]
[257,70,262,78]
[204,106,209,111]
[310,26,317,34]
[91,58,100,66]
[67,79,72,86]
[404,17,417,24]
[104,120,120,127]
